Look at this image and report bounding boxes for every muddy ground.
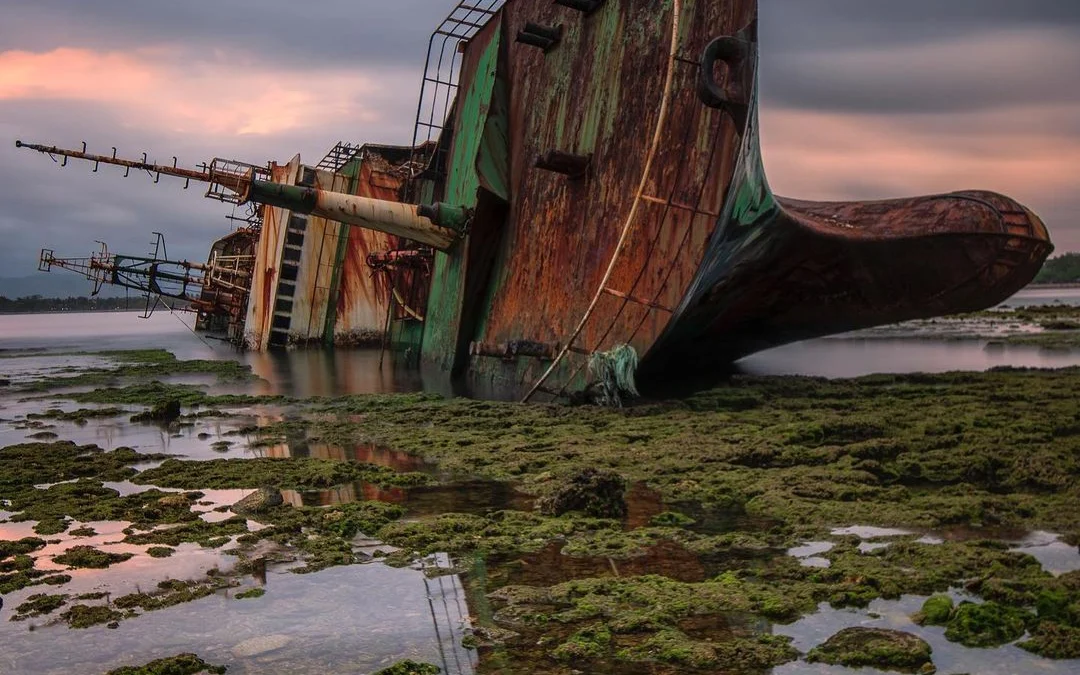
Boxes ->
[1,344,1079,674]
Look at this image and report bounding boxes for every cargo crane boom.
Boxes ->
[15,140,464,250]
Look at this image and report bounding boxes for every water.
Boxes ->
[0,312,439,398]
[4,287,1080,389]
[2,296,1079,674]
[774,595,1078,675]
[0,560,475,675]
[739,287,1080,378]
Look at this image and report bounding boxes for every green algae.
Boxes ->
[807,627,933,672]
[132,457,434,491]
[552,623,612,661]
[146,546,175,558]
[914,594,955,626]
[944,601,1029,647]
[616,630,797,671]
[650,511,696,527]
[60,603,124,629]
[372,661,440,675]
[9,481,203,533]
[279,369,1080,537]
[0,442,158,494]
[63,380,284,409]
[130,399,181,424]
[0,569,70,595]
[0,537,46,559]
[28,407,128,423]
[106,653,227,675]
[113,578,229,614]
[69,525,98,537]
[1020,621,1080,659]
[6,358,1080,669]
[53,545,134,569]
[234,587,265,599]
[124,517,249,548]
[21,349,255,394]
[12,593,68,620]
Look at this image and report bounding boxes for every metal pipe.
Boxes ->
[247,181,460,250]
[17,139,462,250]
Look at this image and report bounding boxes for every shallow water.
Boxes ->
[774,594,1078,675]
[4,288,1080,393]
[0,559,475,675]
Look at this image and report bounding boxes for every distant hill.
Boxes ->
[0,275,127,300]
[1034,253,1080,284]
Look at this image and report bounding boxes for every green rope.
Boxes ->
[588,344,640,407]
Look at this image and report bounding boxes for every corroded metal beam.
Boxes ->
[16,140,461,250]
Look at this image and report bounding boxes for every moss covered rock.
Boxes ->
[230,487,283,515]
[808,628,933,672]
[536,468,627,518]
[53,545,133,569]
[372,662,439,675]
[107,653,227,675]
[914,594,955,626]
[944,601,1029,648]
[1019,621,1080,659]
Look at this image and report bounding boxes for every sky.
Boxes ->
[0,0,1078,281]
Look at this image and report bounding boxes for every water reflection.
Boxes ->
[0,560,476,675]
[240,349,432,398]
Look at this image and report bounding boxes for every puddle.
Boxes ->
[0,559,476,675]
[253,438,442,476]
[830,526,914,539]
[280,479,534,519]
[789,541,835,568]
[773,594,1080,675]
[1010,531,1080,576]
[858,542,891,554]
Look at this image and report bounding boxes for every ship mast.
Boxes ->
[15,140,465,250]
[38,234,250,320]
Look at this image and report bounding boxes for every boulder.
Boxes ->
[808,627,934,673]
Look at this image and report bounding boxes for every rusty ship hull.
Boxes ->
[20,0,1053,401]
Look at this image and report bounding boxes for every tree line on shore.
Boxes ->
[0,295,189,314]
[1035,253,1080,284]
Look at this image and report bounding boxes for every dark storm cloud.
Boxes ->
[0,0,447,70]
[763,0,1080,52]
[760,1,1080,114]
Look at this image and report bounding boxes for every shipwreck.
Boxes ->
[19,0,1053,401]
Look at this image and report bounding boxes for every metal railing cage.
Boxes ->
[408,1,506,182]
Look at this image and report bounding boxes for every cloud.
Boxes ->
[0,0,1077,283]
[0,47,414,137]
[760,27,1080,115]
[0,0,447,70]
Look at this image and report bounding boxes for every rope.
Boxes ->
[522,0,683,402]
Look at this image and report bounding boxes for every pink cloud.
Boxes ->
[0,47,402,137]
[761,103,1080,206]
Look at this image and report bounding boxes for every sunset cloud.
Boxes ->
[0,47,403,137]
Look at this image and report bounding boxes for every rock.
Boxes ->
[231,487,284,515]
[807,628,934,673]
[913,594,954,626]
[157,494,191,509]
[130,399,182,424]
[536,468,627,518]
[232,633,291,658]
[944,601,1028,648]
